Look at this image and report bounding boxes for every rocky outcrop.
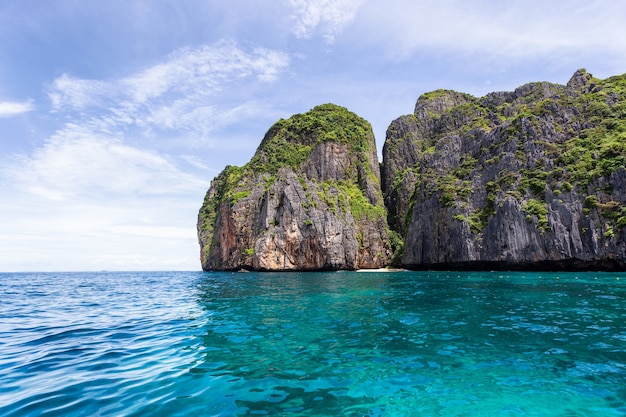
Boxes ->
[383,69,626,271]
[198,70,626,272]
[197,104,391,271]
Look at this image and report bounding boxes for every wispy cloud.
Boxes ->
[121,43,289,103]
[0,125,206,270]
[0,39,293,271]
[5,125,206,201]
[48,40,290,139]
[0,192,200,270]
[354,0,626,65]
[288,0,366,43]
[0,99,34,117]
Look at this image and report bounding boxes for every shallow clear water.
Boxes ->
[1,271,625,416]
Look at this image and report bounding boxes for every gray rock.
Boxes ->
[198,104,391,271]
[199,70,626,272]
[383,70,626,271]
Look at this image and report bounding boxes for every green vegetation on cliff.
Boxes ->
[201,104,380,218]
[197,103,392,271]
[198,164,243,239]
[199,70,626,271]
[250,103,374,175]
[387,70,626,237]
[381,69,626,269]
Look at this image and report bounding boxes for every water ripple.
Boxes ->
[1,271,625,416]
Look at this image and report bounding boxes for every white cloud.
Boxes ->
[179,154,216,172]
[288,0,366,43]
[354,0,626,65]
[0,39,294,271]
[5,126,206,201]
[48,41,290,139]
[0,121,210,271]
[49,74,111,112]
[0,182,203,270]
[0,130,207,271]
[0,99,34,117]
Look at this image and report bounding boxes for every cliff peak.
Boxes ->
[414,89,475,119]
[383,69,626,271]
[198,69,626,272]
[567,68,593,90]
[197,104,391,271]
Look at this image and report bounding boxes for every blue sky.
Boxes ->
[1,0,625,271]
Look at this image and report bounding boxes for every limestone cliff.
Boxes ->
[383,69,626,270]
[197,104,391,271]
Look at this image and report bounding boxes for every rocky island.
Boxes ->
[197,104,391,271]
[198,70,626,271]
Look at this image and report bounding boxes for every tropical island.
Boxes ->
[198,69,626,271]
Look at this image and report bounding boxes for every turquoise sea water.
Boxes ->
[1,271,625,416]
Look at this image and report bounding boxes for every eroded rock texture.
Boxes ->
[383,69,626,270]
[199,70,626,271]
[198,104,391,271]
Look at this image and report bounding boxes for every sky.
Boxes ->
[1,0,625,272]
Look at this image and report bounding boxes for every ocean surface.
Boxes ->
[1,271,625,416]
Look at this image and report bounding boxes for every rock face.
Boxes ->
[383,69,626,270]
[199,70,626,271]
[197,104,391,271]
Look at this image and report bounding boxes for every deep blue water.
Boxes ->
[1,271,625,416]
